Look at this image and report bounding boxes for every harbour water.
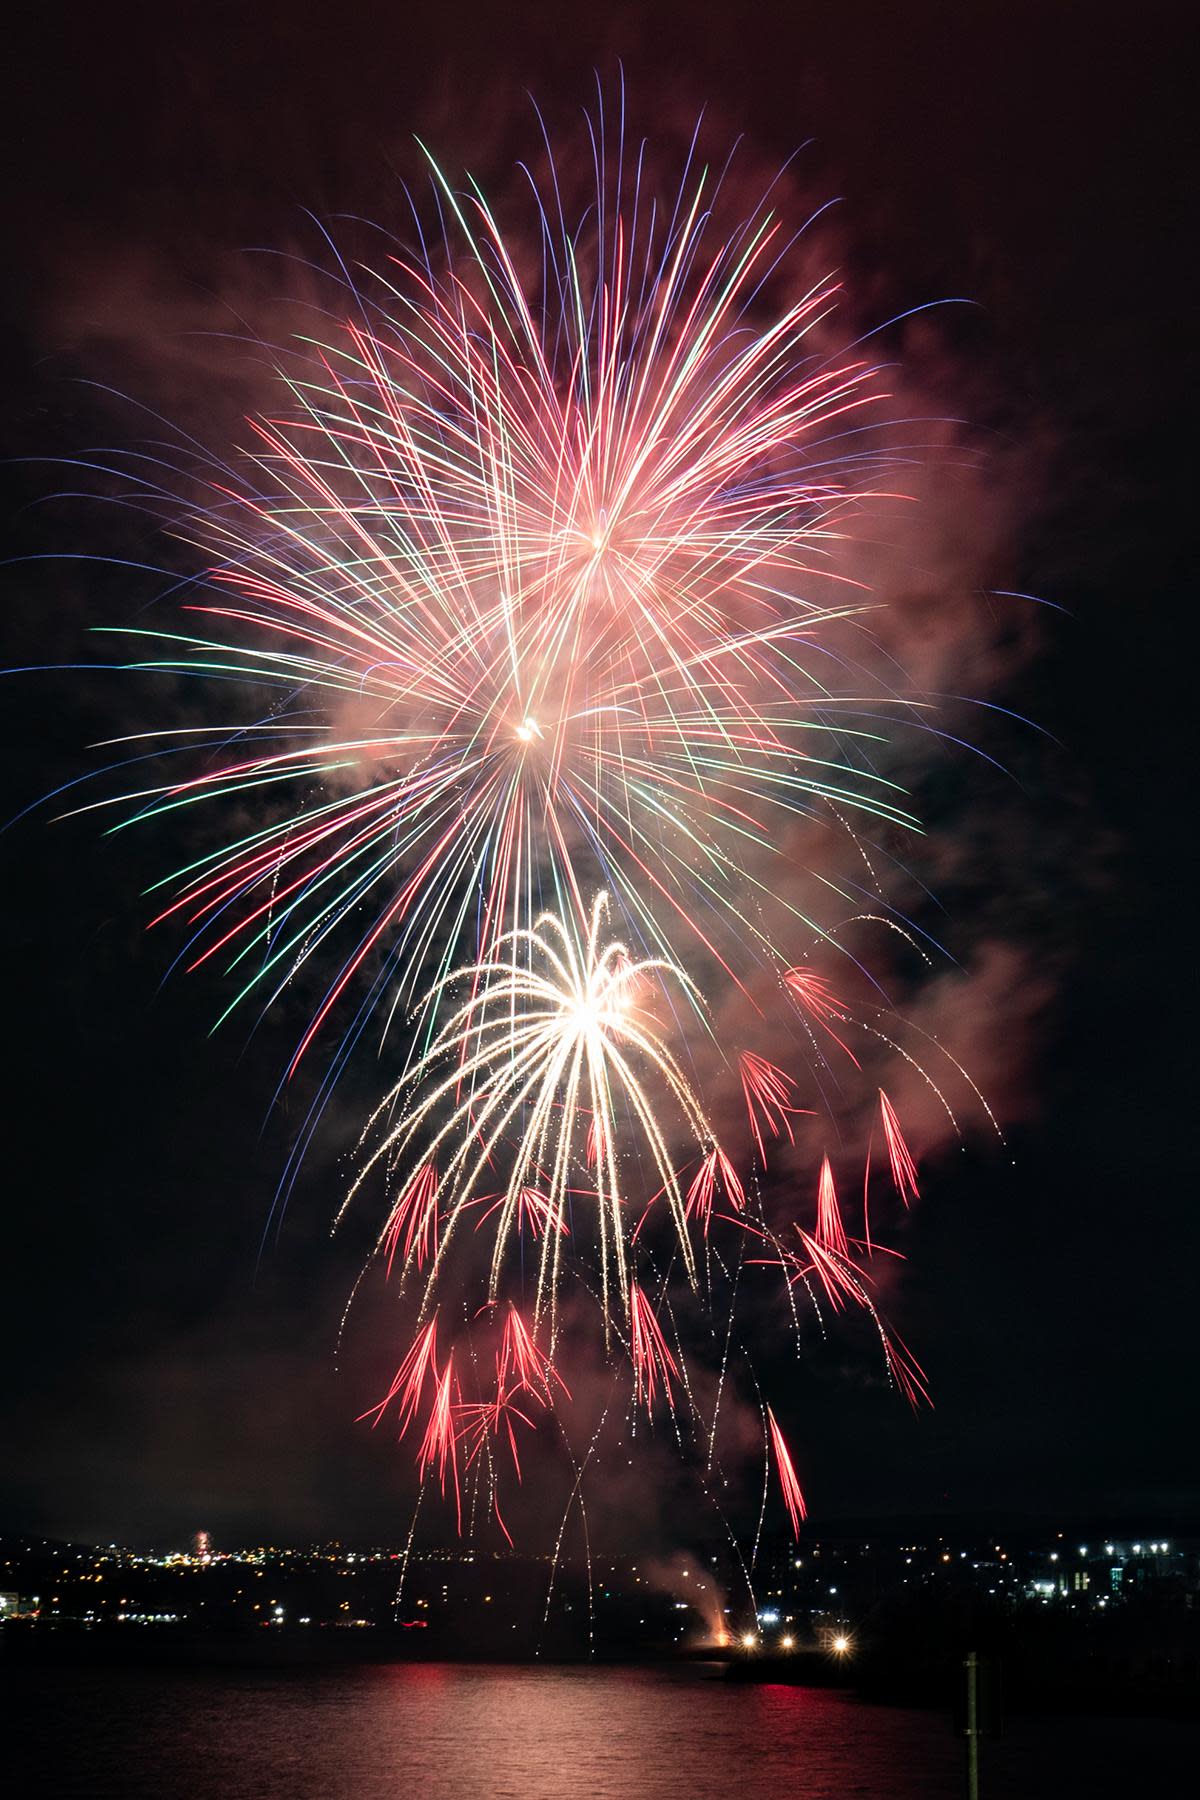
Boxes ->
[6,1660,1194,1797]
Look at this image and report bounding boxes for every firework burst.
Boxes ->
[77,121,920,1090]
[342,891,712,1342]
[44,97,1008,1562]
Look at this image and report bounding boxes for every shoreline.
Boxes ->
[6,1626,1197,1719]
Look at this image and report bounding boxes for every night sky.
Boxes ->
[2,0,1195,1549]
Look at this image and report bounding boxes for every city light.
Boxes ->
[2,1528,1188,1651]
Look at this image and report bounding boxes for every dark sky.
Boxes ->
[1,0,1195,1550]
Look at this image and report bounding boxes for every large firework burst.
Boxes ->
[49,100,1004,1562]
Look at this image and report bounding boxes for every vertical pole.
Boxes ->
[964,1650,980,1800]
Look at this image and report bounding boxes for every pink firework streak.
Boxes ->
[358,1317,439,1435]
[684,1147,746,1233]
[382,1163,439,1275]
[455,1382,539,1547]
[766,1407,808,1536]
[881,1330,932,1410]
[629,1283,679,1411]
[793,1227,863,1314]
[497,1304,570,1403]
[585,1115,607,1170]
[417,1357,462,1532]
[815,1155,850,1259]
[784,967,862,1068]
[879,1091,920,1204]
[739,1051,810,1164]
[473,1186,568,1241]
[457,1383,539,1479]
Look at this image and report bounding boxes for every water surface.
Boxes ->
[8,1660,1193,1797]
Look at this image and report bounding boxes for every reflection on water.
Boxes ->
[7,1660,1193,1799]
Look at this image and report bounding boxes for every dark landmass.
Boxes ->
[4,1520,1198,1718]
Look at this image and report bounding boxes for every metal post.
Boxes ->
[964,1650,980,1800]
